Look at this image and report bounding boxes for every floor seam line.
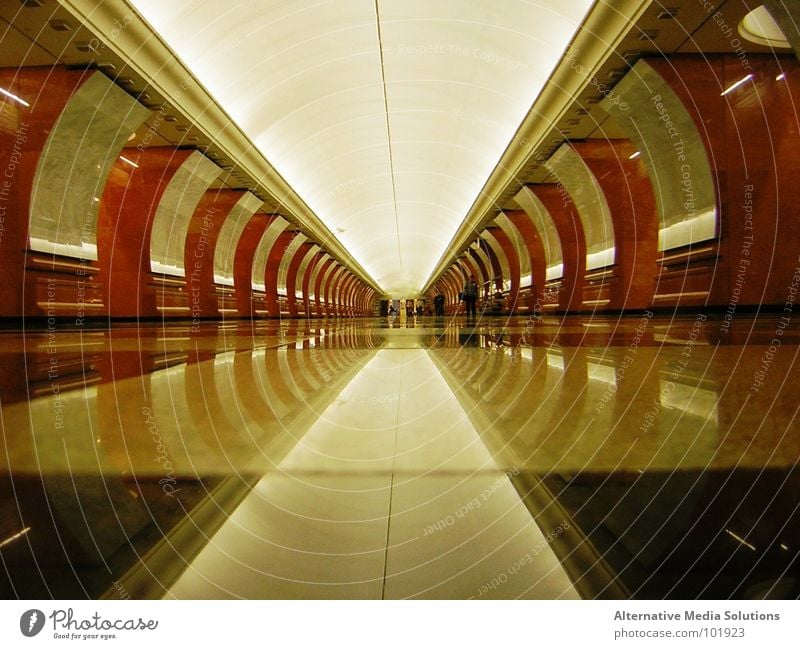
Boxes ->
[380,353,404,600]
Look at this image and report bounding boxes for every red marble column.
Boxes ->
[361,284,371,316]
[339,272,356,317]
[438,273,453,313]
[361,287,374,315]
[357,282,369,316]
[355,280,367,316]
[0,67,92,317]
[339,273,357,317]
[486,226,521,314]
[184,189,246,318]
[433,282,449,312]
[285,241,315,317]
[321,266,339,317]
[314,258,336,317]
[570,140,658,310]
[505,209,547,314]
[233,213,274,317]
[264,230,299,317]
[353,283,363,316]
[98,148,195,317]
[336,273,351,317]
[352,279,365,316]
[529,184,586,312]
[347,279,361,316]
[645,54,800,308]
[444,270,460,312]
[301,252,325,316]
[323,265,345,317]
[444,266,463,313]
[465,248,488,288]
[457,256,478,287]
[479,237,504,294]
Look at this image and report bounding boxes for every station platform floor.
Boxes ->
[1,313,798,599]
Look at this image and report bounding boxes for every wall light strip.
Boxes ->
[119,155,140,168]
[0,86,31,107]
[720,74,754,96]
[0,526,32,549]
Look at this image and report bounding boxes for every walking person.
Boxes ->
[434,293,445,316]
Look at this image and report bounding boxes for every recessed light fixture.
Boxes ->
[75,40,99,53]
[776,72,786,82]
[48,19,72,32]
[720,73,754,96]
[0,86,30,107]
[628,151,641,160]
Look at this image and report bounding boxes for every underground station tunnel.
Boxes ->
[0,0,799,602]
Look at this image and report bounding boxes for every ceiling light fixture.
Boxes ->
[628,151,641,160]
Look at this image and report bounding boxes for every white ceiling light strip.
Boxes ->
[374,0,404,278]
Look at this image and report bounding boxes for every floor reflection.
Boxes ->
[168,349,576,599]
[1,314,798,599]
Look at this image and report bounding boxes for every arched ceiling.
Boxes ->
[129,0,594,296]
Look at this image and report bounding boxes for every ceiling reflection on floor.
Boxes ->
[0,314,798,599]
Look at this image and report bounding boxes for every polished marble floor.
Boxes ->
[1,313,798,599]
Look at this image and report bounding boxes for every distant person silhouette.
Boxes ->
[434,293,445,316]
[464,275,478,318]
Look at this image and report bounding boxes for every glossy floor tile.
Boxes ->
[1,314,798,598]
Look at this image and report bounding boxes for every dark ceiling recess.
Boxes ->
[657,8,679,20]
[48,19,70,31]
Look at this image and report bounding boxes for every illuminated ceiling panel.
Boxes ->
[129,0,594,295]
